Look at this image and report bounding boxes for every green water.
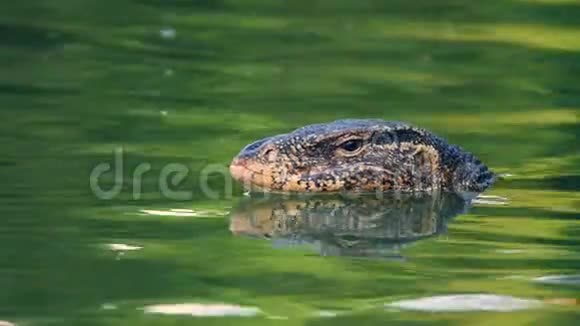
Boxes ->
[1,0,579,324]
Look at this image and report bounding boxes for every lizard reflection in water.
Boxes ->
[229,191,472,259]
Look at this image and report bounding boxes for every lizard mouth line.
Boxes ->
[229,159,273,187]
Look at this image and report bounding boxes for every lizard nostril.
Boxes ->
[239,137,273,159]
[263,147,277,162]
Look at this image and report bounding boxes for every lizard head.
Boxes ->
[229,119,448,193]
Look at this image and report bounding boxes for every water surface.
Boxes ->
[0,0,579,325]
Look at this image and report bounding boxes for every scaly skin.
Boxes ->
[229,119,494,193]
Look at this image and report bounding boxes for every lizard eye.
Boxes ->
[338,139,363,153]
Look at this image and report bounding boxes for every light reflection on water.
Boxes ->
[0,0,578,325]
[229,192,470,259]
